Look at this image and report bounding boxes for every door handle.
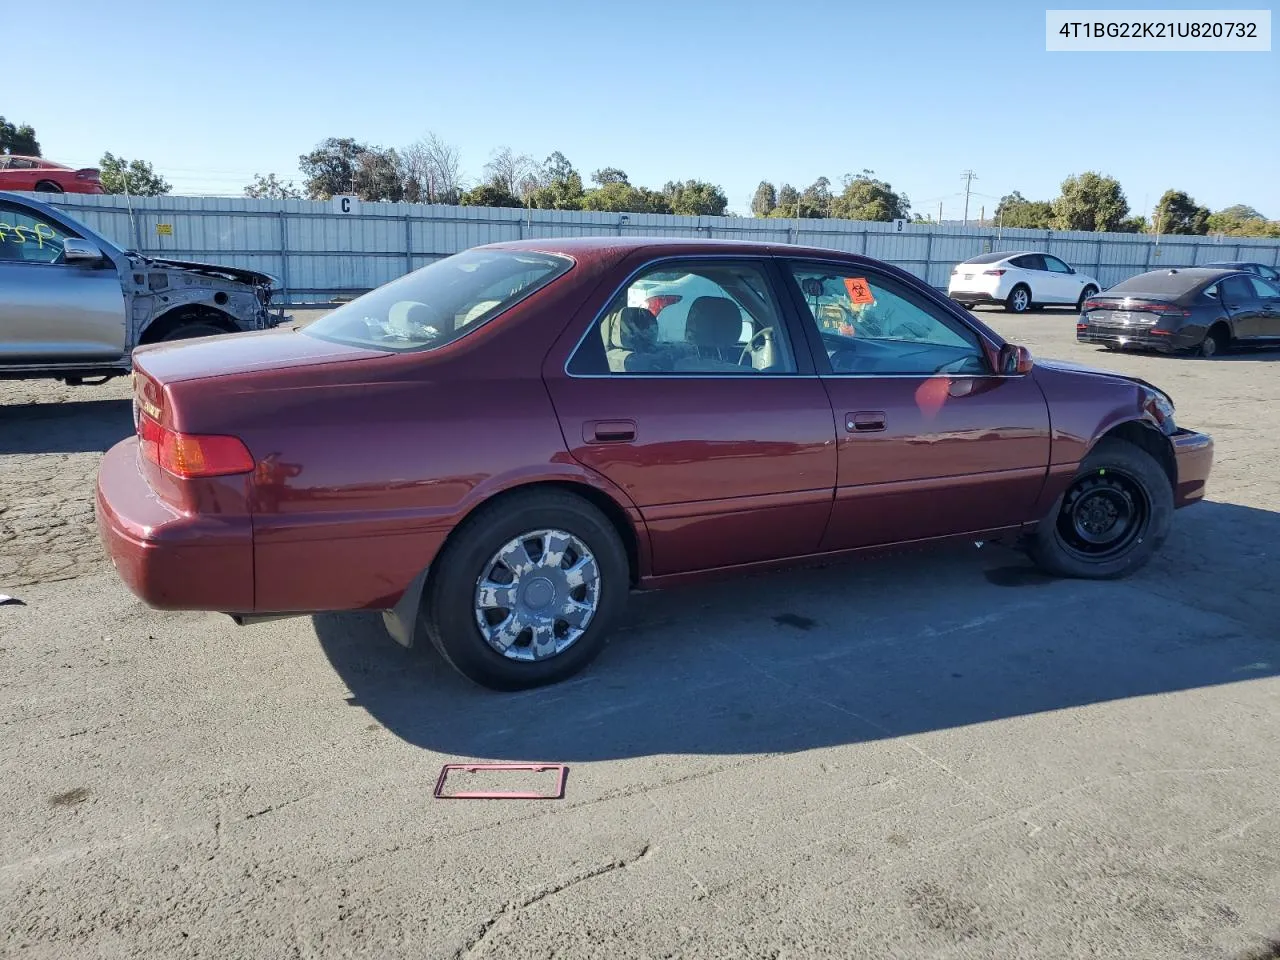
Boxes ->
[845,411,886,433]
[584,419,636,443]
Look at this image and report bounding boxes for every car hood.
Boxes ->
[133,327,385,384]
[139,256,278,288]
[1033,356,1167,397]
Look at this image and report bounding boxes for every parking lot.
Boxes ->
[3,308,1279,958]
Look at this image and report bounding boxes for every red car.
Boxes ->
[97,238,1214,690]
[0,156,104,194]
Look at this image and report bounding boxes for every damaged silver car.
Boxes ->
[0,191,283,384]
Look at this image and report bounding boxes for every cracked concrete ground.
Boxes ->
[2,309,1279,959]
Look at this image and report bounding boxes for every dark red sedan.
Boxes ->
[98,238,1214,689]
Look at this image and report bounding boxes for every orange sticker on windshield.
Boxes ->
[843,277,875,305]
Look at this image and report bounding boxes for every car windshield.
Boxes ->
[303,249,572,353]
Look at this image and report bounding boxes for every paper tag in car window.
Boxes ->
[843,277,875,305]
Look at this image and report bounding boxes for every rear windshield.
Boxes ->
[303,249,572,353]
[960,252,1012,264]
[1105,270,1208,297]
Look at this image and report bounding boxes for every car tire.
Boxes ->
[160,322,229,341]
[33,180,64,194]
[1027,437,1172,580]
[1005,285,1031,313]
[1198,324,1229,358]
[1077,285,1099,310]
[423,490,630,691]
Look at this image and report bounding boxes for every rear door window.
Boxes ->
[1221,275,1256,306]
[568,260,796,375]
[1013,254,1046,271]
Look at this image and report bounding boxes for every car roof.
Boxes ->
[1202,260,1263,268]
[0,156,68,169]
[485,235,884,265]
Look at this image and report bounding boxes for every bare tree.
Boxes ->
[401,132,466,204]
[484,146,537,200]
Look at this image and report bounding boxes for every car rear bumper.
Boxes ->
[96,438,254,610]
[1077,324,1197,353]
[1171,428,1212,508]
[949,291,1002,305]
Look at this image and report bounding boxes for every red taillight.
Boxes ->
[983,269,1006,276]
[645,294,682,315]
[138,414,254,478]
[1130,301,1189,318]
[1076,323,1087,331]
[1083,299,1107,311]
[74,168,100,181]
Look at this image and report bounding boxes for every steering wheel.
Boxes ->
[739,326,776,368]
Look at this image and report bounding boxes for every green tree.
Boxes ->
[580,182,670,214]
[798,177,832,218]
[1206,204,1279,237]
[993,191,1054,229]
[356,148,405,202]
[773,184,800,217]
[299,138,365,199]
[459,183,524,208]
[0,116,40,156]
[99,153,171,196]
[1152,189,1209,235]
[662,179,728,216]
[751,181,777,217]
[244,172,301,200]
[831,171,909,221]
[1116,215,1149,234]
[1052,172,1129,232]
[527,151,585,210]
[591,167,630,186]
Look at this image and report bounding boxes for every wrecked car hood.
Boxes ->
[137,257,277,288]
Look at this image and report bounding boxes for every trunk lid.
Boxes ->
[132,327,385,384]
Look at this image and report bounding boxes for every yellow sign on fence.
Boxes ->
[155,223,173,236]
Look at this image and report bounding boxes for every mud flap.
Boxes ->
[381,566,430,649]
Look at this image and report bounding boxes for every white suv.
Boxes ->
[948,251,1100,313]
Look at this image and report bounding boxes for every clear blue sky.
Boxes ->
[15,0,1278,219]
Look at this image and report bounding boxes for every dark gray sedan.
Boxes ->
[1077,267,1280,358]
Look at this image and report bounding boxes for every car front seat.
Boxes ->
[684,296,744,366]
[605,306,665,372]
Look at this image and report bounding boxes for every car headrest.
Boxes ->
[386,300,437,337]
[685,297,742,347]
[608,306,658,352]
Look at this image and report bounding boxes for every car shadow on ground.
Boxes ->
[313,499,1280,763]
[0,400,133,455]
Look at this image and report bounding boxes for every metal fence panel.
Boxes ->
[26,193,1280,303]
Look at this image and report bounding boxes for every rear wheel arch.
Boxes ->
[33,180,64,194]
[140,305,239,344]
[382,478,644,649]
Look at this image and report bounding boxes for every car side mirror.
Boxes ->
[998,343,1034,375]
[62,238,104,264]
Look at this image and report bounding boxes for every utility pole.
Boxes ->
[979,205,985,227]
[938,201,943,224]
[961,169,978,226]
